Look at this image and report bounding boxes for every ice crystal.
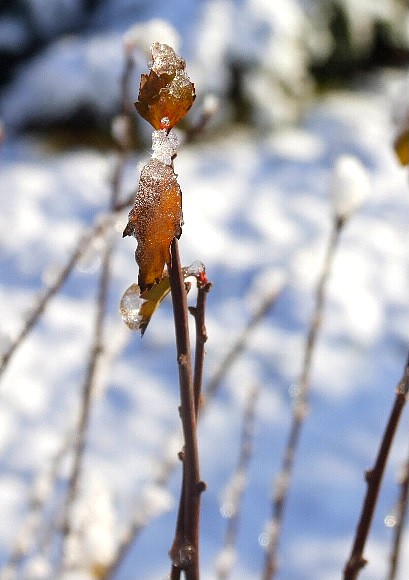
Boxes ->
[119,284,146,330]
[151,128,179,166]
[150,42,185,75]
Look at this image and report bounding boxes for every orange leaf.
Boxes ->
[134,42,195,130]
[123,158,182,292]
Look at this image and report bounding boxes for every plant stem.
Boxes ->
[189,283,211,417]
[169,238,203,580]
[101,277,281,578]
[262,218,342,580]
[343,356,409,580]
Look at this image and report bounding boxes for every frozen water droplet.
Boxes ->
[183,261,205,277]
[120,284,146,330]
[160,116,170,128]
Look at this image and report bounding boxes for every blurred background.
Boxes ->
[0,2,408,580]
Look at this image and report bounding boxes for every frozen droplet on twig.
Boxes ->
[331,155,371,221]
[182,261,205,277]
[119,284,146,330]
[171,543,195,567]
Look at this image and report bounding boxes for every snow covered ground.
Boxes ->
[0,4,409,580]
[1,68,408,580]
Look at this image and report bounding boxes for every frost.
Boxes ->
[119,284,146,330]
[182,260,206,278]
[150,42,185,75]
[151,129,179,166]
[331,155,371,220]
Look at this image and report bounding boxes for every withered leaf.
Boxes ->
[134,42,195,130]
[123,158,182,292]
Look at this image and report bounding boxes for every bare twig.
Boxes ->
[216,386,259,580]
[168,239,205,580]
[343,356,409,580]
[189,281,212,417]
[262,218,342,580]
[387,450,409,580]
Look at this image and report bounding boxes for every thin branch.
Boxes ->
[216,386,259,580]
[262,218,342,580]
[387,450,409,580]
[189,282,212,417]
[168,238,204,580]
[343,357,409,580]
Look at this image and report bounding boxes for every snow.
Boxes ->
[0,4,408,580]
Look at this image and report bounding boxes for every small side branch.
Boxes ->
[189,281,211,417]
[343,359,409,580]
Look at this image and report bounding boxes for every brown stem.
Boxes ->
[343,359,409,580]
[262,219,342,580]
[387,451,409,580]
[168,238,204,580]
[189,283,211,417]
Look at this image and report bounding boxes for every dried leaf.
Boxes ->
[123,158,182,291]
[394,128,409,166]
[120,263,205,335]
[135,42,195,130]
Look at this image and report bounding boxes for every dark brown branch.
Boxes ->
[168,238,204,580]
[189,282,212,417]
[216,386,259,580]
[262,219,342,580]
[343,359,409,580]
[387,451,409,580]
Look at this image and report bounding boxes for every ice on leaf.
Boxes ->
[134,42,195,130]
[123,158,182,291]
[120,263,202,335]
